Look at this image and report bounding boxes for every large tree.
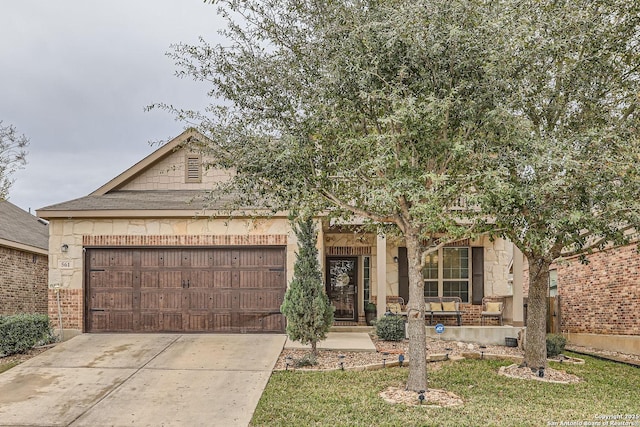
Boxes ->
[474,0,640,370]
[158,0,513,391]
[0,121,29,200]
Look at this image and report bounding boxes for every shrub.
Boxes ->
[0,314,53,356]
[546,333,567,357]
[376,314,406,341]
[294,353,318,367]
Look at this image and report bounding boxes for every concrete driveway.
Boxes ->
[0,334,286,427]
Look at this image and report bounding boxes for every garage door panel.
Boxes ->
[162,250,183,267]
[161,313,183,331]
[211,291,234,310]
[188,291,214,310]
[212,313,234,331]
[87,247,286,333]
[140,272,159,288]
[108,250,134,267]
[189,250,212,268]
[139,313,160,331]
[239,290,284,310]
[111,312,134,331]
[187,314,211,330]
[140,292,161,310]
[236,312,284,332]
[238,249,284,267]
[210,250,233,267]
[108,271,134,288]
[238,270,285,288]
[91,292,134,310]
[158,271,182,288]
[91,312,109,331]
[189,271,216,288]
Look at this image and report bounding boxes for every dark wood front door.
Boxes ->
[86,247,286,333]
[326,257,358,321]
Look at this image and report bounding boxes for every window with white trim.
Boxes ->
[422,247,470,302]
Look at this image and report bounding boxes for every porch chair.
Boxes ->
[480,296,505,326]
[385,296,406,315]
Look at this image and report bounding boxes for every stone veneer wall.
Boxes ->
[0,246,48,315]
[557,244,640,335]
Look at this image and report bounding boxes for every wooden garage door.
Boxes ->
[86,247,286,333]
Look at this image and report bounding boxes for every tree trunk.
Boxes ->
[405,231,428,392]
[524,255,551,370]
[311,340,317,357]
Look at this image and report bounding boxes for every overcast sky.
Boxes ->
[1,1,226,213]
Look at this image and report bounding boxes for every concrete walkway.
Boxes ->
[0,334,286,427]
[284,332,376,352]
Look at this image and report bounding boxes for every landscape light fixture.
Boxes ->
[398,354,405,367]
[538,367,545,378]
[479,345,487,360]
[338,354,345,371]
[285,356,293,371]
[418,390,426,405]
[382,352,389,368]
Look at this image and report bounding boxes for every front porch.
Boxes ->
[320,223,527,329]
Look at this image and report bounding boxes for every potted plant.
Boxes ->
[365,301,377,326]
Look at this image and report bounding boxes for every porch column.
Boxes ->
[376,234,387,318]
[512,244,525,326]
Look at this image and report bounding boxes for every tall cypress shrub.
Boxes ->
[280,217,334,356]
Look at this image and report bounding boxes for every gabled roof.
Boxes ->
[0,200,48,255]
[91,128,200,196]
[36,129,277,219]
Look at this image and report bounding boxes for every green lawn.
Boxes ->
[251,353,639,426]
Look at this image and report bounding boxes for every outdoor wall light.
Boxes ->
[418,390,426,405]
[61,244,69,253]
[338,354,345,371]
[393,256,399,263]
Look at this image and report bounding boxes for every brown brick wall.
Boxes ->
[556,244,640,336]
[48,289,83,332]
[0,246,48,315]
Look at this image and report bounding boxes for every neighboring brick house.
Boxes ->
[553,244,640,356]
[0,200,49,315]
[37,129,524,338]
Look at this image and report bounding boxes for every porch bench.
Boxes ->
[424,296,462,326]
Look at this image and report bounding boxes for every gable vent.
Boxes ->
[185,154,202,183]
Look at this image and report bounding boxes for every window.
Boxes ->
[422,247,470,302]
[363,256,371,302]
[422,252,439,298]
[185,154,202,183]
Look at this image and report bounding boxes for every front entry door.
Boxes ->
[326,257,358,321]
